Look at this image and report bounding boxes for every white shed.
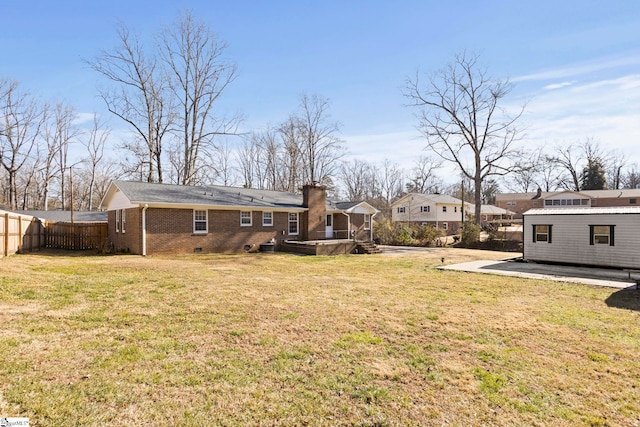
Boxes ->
[523,207,640,269]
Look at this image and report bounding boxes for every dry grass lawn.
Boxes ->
[1,248,639,426]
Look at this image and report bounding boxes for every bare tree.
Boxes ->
[278,117,303,192]
[340,159,375,201]
[377,159,404,206]
[405,155,443,194]
[607,150,626,190]
[295,94,344,185]
[551,139,610,191]
[405,52,525,224]
[161,10,239,185]
[81,114,110,210]
[622,164,640,189]
[0,81,46,210]
[90,24,172,183]
[212,138,236,186]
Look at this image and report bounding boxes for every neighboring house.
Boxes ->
[523,207,640,269]
[18,210,107,223]
[496,188,640,218]
[391,193,514,234]
[99,180,379,255]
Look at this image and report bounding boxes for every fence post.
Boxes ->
[4,213,8,257]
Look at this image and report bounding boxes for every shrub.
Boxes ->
[460,221,481,244]
[373,219,444,246]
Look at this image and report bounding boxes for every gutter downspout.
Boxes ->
[370,211,378,242]
[142,204,148,256]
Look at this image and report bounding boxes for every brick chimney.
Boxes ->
[302,183,327,241]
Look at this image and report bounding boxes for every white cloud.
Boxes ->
[543,81,574,90]
[521,74,640,165]
[513,53,640,83]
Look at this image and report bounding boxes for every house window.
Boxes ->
[581,199,589,205]
[532,225,552,243]
[631,199,637,204]
[397,207,405,213]
[533,200,538,206]
[590,225,614,246]
[121,210,126,233]
[364,214,371,230]
[454,206,458,213]
[442,222,448,230]
[240,211,252,226]
[442,206,447,213]
[115,210,120,232]
[194,210,208,234]
[326,214,332,227]
[420,206,430,213]
[506,201,516,206]
[288,212,299,235]
[263,212,273,226]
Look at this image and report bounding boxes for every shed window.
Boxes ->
[288,212,299,235]
[590,225,614,246]
[532,224,552,243]
[240,211,252,226]
[194,210,208,234]
[262,212,273,226]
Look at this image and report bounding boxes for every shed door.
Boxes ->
[325,214,334,238]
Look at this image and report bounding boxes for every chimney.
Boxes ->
[535,187,542,199]
[302,182,327,241]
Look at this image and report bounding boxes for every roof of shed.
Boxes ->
[523,207,640,216]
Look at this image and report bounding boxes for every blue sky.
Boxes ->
[2,1,639,182]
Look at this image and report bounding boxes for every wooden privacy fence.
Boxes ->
[0,210,45,257]
[0,210,108,257]
[45,222,107,250]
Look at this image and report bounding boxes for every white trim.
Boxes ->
[262,211,273,227]
[142,204,148,256]
[193,209,208,234]
[240,211,252,227]
[288,212,299,235]
[121,209,126,233]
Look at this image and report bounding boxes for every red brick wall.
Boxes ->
[302,184,327,241]
[144,208,301,255]
[109,207,141,254]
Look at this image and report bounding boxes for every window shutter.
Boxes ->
[532,225,537,242]
[589,225,594,245]
[610,225,615,246]
[548,225,552,244]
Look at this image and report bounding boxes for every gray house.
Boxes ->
[523,207,640,269]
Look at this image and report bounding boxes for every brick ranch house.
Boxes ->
[99,180,379,255]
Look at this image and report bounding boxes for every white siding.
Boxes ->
[105,190,137,211]
[524,212,640,269]
[391,196,465,223]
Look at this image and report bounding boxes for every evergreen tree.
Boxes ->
[580,159,608,190]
